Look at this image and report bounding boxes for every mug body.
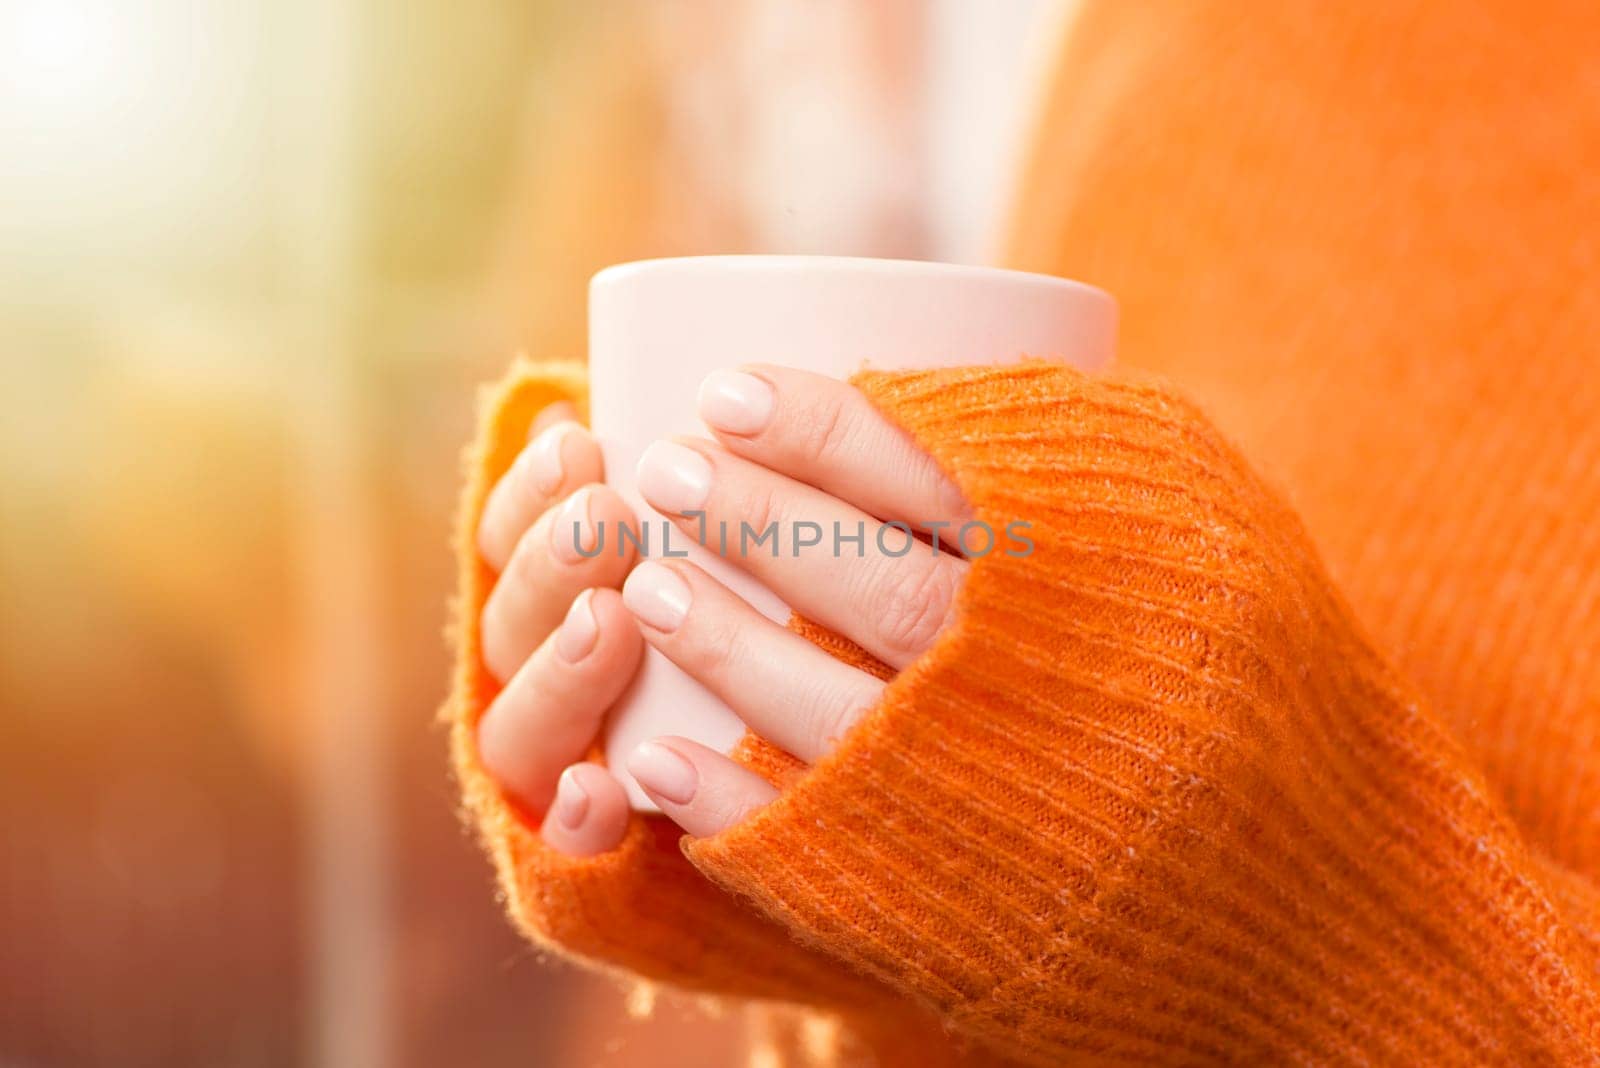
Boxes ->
[588,255,1115,807]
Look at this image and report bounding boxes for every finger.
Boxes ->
[481,484,639,682]
[636,440,969,669]
[539,762,630,857]
[697,365,970,529]
[621,560,884,762]
[529,400,579,438]
[626,737,779,838]
[477,420,603,572]
[478,589,643,814]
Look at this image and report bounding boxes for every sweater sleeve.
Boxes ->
[446,357,915,1012]
[680,363,1600,1066]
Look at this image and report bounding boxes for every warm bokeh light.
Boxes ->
[3,1,123,100]
[0,0,166,128]
[0,2,1057,1064]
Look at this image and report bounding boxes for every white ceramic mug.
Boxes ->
[589,255,1115,807]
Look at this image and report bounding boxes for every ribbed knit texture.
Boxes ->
[446,3,1600,1062]
[448,358,1600,1065]
[1004,0,1600,886]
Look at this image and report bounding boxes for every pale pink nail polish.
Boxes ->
[697,370,775,436]
[528,423,573,496]
[554,591,599,663]
[553,768,590,829]
[622,561,692,632]
[635,441,712,514]
[626,741,698,805]
[549,488,595,565]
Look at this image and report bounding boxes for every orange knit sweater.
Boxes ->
[447,3,1600,1064]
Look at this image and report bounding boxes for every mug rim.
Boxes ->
[591,254,1113,307]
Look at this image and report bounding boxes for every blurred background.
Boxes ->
[0,1,1061,1064]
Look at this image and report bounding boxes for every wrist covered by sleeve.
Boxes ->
[679,363,1600,1066]
[444,357,890,1006]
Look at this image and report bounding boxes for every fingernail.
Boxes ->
[698,370,775,436]
[621,561,692,632]
[553,767,590,829]
[627,741,698,805]
[636,441,712,514]
[528,423,575,496]
[553,590,599,663]
[549,488,596,564]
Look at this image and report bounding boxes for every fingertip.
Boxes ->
[477,590,643,812]
[698,368,776,438]
[626,739,700,806]
[554,421,605,485]
[474,697,522,795]
[550,588,600,664]
[586,587,645,661]
[529,400,579,439]
[627,737,779,838]
[477,417,602,572]
[529,421,603,499]
[475,511,500,570]
[581,484,643,566]
[541,764,630,857]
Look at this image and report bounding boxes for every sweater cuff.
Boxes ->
[683,364,1600,1064]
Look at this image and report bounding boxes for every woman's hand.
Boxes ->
[622,366,971,836]
[473,402,644,857]
[476,367,972,852]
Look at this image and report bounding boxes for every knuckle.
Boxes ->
[475,517,506,568]
[584,487,637,562]
[479,601,520,681]
[928,464,969,521]
[564,425,603,474]
[587,481,632,521]
[873,557,962,662]
[506,444,548,505]
[505,523,550,586]
[687,607,743,682]
[808,698,860,758]
[480,536,560,676]
[476,471,532,567]
[795,391,851,468]
[731,480,784,548]
[694,783,752,833]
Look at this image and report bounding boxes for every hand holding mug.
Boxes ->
[475,367,973,855]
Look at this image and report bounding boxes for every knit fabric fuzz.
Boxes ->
[446,357,1600,1065]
